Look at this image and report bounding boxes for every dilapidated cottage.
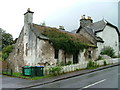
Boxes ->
[7,9,97,72]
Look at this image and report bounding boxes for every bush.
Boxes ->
[97,56,103,60]
[2,53,8,60]
[87,60,99,69]
[100,46,115,57]
[66,61,72,65]
[59,61,65,66]
[49,66,62,76]
[2,45,14,60]
[103,61,107,66]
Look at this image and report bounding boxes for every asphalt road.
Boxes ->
[27,65,120,89]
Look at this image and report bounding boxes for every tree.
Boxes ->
[1,29,14,49]
[2,45,14,60]
[0,28,14,60]
[0,28,3,51]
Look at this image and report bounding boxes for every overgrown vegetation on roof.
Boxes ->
[34,24,96,54]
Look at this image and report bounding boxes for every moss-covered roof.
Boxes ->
[32,24,96,52]
[33,24,94,43]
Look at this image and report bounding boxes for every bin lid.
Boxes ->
[35,66,44,67]
[23,66,32,67]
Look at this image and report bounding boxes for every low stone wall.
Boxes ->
[44,58,119,75]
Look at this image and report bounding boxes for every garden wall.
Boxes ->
[44,58,119,75]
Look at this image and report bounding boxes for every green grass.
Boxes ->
[2,72,52,80]
[86,66,99,70]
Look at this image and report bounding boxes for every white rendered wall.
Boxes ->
[96,25,119,56]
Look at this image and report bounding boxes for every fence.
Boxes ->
[44,58,119,75]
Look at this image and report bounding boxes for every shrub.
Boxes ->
[87,60,99,69]
[97,56,103,60]
[2,53,8,60]
[103,61,107,66]
[59,61,65,66]
[49,66,62,76]
[66,61,72,65]
[2,45,14,60]
[100,46,115,57]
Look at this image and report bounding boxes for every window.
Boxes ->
[54,49,59,59]
[17,49,20,55]
[26,43,28,56]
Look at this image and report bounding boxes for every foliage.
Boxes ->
[2,45,14,60]
[49,66,62,76]
[2,31,14,49]
[100,46,115,57]
[103,60,107,66]
[0,29,14,60]
[66,61,72,65]
[59,61,65,66]
[96,56,103,60]
[87,60,99,69]
[41,28,93,54]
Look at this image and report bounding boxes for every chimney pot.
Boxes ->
[81,15,86,19]
[27,8,30,11]
[88,16,91,20]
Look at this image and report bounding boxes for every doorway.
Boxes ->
[73,51,79,64]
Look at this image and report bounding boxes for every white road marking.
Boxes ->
[83,79,106,88]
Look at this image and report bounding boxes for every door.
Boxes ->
[73,51,79,64]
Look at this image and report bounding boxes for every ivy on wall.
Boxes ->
[34,25,96,54]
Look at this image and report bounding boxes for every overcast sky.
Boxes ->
[0,0,119,39]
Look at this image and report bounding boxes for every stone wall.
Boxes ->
[23,27,57,67]
[7,29,24,72]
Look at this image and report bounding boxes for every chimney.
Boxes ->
[24,8,34,25]
[80,15,93,27]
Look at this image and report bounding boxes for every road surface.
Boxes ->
[27,65,119,89]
